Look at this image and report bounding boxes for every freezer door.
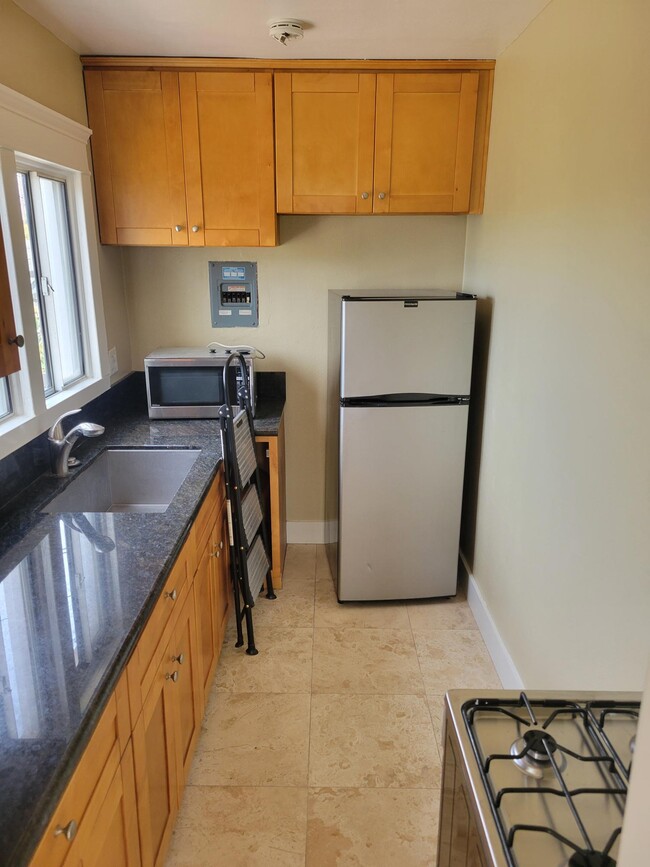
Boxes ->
[341,298,476,398]
[338,404,469,600]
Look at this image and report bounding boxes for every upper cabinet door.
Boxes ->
[275,72,376,215]
[179,72,277,247]
[0,223,21,378]
[373,72,480,214]
[84,71,188,245]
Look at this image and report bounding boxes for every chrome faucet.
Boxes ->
[48,409,105,477]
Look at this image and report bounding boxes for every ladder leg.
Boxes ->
[243,605,258,655]
[232,569,244,648]
[265,568,276,600]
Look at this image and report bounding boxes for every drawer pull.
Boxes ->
[174,225,184,232]
[164,589,178,601]
[171,653,185,665]
[166,671,179,683]
[54,819,78,841]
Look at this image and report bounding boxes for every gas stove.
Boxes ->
[439,690,641,867]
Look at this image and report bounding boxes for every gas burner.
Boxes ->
[568,851,616,867]
[510,729,560,779]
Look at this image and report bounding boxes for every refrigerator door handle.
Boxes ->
[341,394,469,408]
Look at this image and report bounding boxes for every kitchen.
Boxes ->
[0,0,648,864]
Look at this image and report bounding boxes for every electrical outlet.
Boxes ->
[108,347,118,375]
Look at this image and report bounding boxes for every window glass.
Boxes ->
[17,170,85,397]
[0,378,11,420]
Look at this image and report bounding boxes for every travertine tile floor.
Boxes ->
[166,545,500,867]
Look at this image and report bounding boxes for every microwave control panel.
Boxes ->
[209,261,258,327]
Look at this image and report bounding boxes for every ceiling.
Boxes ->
[14,0,551,59]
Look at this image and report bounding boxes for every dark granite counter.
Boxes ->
[0,377,284,867]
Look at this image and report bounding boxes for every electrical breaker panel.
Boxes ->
[209,261,258,328]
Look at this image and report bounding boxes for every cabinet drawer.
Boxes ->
[126,544,191,723]
[30,674,131,867]
[192,468,224,556]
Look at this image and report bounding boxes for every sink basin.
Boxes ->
[43,448,201,513]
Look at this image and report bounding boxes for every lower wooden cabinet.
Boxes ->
[30,677,132,867]
[132,578,202,867]
[32,468,238,867]
[66,741,141,867]
[194,492,231,710]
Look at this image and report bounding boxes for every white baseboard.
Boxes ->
[286,522,326,544]
[460,552,524,690]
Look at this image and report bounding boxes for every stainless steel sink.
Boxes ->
[43,448,201,513]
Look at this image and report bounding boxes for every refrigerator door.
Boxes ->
[341,297,476,399]
[338,403,469,600]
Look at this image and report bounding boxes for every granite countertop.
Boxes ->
[0,395,284,867]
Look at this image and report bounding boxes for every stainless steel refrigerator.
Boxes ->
[325,293,476,601]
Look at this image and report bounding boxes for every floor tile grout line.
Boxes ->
[182,782,444,791]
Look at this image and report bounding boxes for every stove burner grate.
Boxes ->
[461,693,639,867]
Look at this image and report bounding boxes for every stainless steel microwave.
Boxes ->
[144,347,256,419]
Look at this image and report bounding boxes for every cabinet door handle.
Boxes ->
[220,541,224,549]
[361,191,369,200]
[211,550,221,558]
[191,225,200,233]
[54,820,78,841]
[174,225,184,232]
[164,589,177,601]
[166,671,179,683]
[171,653,185,665]
[377,192,386,200]
[8,334,25,347]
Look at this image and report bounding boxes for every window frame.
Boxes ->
[0,83,110,461]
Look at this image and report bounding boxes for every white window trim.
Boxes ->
[0,84,109,461]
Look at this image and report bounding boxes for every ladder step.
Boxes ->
[241,485,263,548]
[246,536,270,601]
[233,410,257,483]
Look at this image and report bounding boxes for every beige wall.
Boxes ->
[123,215,467,525]
[0,0,131,382]
[462,0,650,689]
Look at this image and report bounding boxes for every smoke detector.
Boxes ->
[268,19,305,45]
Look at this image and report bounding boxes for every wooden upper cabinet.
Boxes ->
[275,68,491,215]
[179,72,277,246]
[275,72,376,214]
[85,69,276,247]
[374,72,479,214]
[0,222,21,378]
[84,71,188,246]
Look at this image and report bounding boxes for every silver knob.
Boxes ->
[220,541,224,549]
[166,671,179,682]
[165,589,177,601]
[211,549,221,558]
[8,334,25,347]
[378,192,386,200]
[191,225,200,233]
[361,192,369,200]
[174,225,184,232]
[54,820,77,841]
[172,653,185,665]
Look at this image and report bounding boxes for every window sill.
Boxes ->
[0,374,110,461]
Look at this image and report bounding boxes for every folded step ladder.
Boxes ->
[218,352,276,655]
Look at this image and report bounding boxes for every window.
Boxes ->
[0,378,11,420]
[17,169,85,397]
[0,84,110,460]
